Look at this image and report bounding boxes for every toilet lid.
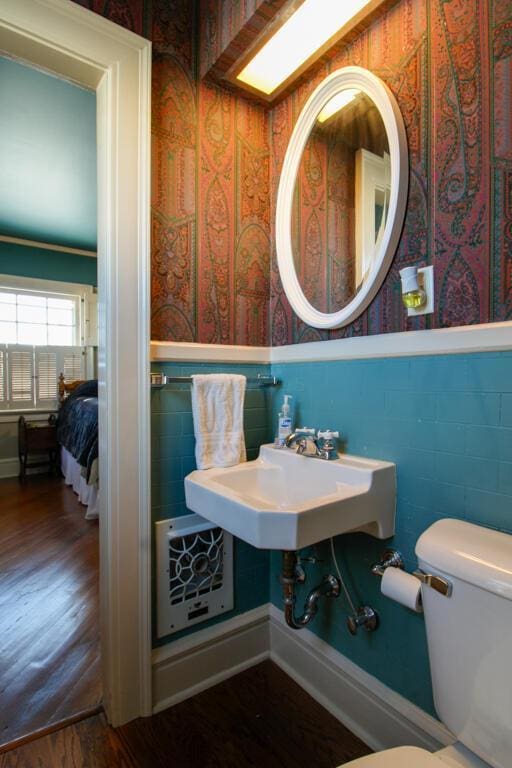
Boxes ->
[341,746,445,767]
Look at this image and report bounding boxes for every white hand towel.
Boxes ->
[191,374,247,470]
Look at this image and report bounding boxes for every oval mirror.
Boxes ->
[276,66,408,329]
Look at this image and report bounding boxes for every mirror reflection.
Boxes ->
[291,89,390,314]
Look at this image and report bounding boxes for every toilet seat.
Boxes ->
[341,746,445,767]
[341,744,491,768]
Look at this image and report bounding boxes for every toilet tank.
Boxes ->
[416,519,512,768]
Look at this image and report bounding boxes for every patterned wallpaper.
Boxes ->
[270,0,512,344]
[72,0,271,346]
[71,0,511,347]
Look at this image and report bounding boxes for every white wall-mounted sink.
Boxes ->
[184,444,395,550]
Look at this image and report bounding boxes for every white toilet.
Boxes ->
[343,518,512,768]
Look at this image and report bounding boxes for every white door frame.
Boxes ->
[0,0,152,724]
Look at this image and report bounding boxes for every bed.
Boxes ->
[57,375,99,520]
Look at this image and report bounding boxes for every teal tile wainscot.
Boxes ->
[151,352,512,717]
[151,363,273,646]
[269,351,512,716]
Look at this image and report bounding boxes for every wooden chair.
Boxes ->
[18,415,59,480]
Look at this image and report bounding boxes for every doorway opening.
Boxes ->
[0,0,152,735]
[0,52,101,745]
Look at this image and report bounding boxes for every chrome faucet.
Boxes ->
[285,428,340,460]
[284,428,316,455]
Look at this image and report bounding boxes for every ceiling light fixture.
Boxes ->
[236,0,374,96]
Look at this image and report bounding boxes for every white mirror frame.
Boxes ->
[276,66,409,329]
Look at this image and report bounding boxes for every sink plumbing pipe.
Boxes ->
[329,538,379,635]
[280,550,341,629]
[280,547,379,634]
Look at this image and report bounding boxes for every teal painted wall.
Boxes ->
[269,351,512,715]
[151,362,272,646]
[0,242,96,286]
[0,56,97,251]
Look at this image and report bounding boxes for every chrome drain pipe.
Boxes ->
[281,550,341,630]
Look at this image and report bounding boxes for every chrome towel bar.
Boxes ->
[150,373,279,388]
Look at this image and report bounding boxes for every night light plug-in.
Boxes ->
[399,265,434,316]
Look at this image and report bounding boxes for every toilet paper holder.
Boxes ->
[371,549,405,576]
[372,549,452,598]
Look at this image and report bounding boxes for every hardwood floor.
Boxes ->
[0,482,371,766]
[0,476,101,748]
[0,662,372,767]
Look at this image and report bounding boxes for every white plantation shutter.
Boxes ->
[35,348,58,406]
[36,346,83,408]
[62,347,84,382]
[0,346,84,411]
[0,344,85,411]
[9,346,34,406]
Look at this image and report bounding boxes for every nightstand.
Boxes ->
[18,415,59,480]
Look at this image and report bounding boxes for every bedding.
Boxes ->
[56,380,98,484]
[60,446,99,519]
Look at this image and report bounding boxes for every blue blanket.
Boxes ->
[57,382,98,482]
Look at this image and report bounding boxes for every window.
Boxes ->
[0,283,88,412]
[0,288,80,347]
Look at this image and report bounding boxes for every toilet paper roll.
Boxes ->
[381,567,423,612]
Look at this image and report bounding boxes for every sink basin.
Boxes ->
[184,444,395,550]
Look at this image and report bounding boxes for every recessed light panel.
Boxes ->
[237,0,373,96]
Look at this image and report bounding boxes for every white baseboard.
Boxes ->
[268,605,453,753]
[0,457,51,479]
[152,603,453,754]
[151,605,270,714]
[0,457,19,478]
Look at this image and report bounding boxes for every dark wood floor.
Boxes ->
[0,661,372,767]
[0,476,101,748]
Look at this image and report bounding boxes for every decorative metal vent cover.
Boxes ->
[156,514,233,638]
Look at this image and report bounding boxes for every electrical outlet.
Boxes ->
[407,265,434,316]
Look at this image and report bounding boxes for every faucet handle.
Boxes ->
[317,430,339,440]
[296,427,315,435]
[316,431,340,460]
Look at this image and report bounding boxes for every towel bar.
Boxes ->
[150,373,279,388]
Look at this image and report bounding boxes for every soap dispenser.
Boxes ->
[276,394,294,447]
